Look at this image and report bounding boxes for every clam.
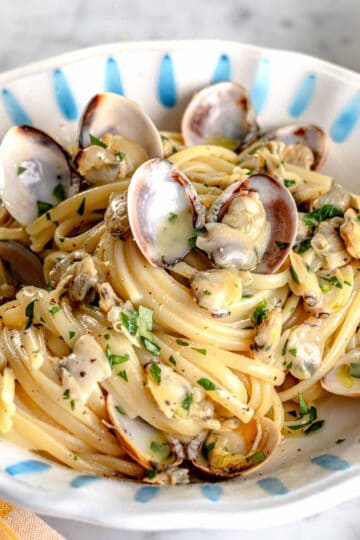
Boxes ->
[181,82,258,148]
[190,268,243,317]
[0,126,73,225]
[0,241,45,289]
[128,158,205,267]
[196,174,298,274]
[260,124,329,170]
[284,318,323,380]
[190,417,280,478]
[107,394,183,470]
[322,348,360,397]
[78,92,163,156]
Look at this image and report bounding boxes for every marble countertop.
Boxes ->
[0,0,359,538]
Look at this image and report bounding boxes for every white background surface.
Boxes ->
[0,0,359,538]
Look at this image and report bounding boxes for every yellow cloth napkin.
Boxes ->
[0,500,64,540]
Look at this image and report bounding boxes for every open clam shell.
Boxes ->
[190,417,280,478]
[321,349,360,398]
[128,158,205,267]
[0,126,73,225]
[261,124,329,170]
[205,174,298,274]
[0,241,45,289]
[107,394,183,470]
[182,82,258,148]
[78,92,163,158]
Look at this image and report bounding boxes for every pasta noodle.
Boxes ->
[0,86,358,485]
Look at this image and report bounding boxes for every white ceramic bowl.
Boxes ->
[0,40,359,531]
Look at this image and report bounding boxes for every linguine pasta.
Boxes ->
[0,85,359,484]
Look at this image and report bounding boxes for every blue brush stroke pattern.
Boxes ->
[70,475,100,488]
[211,54,231,84]
[157,54,177,108]
[330,91,360,143]
[257,477,288,495]
[1,89,32,125]
[134,486,160,503]
[5,460,51,476]
[105,57,124,95]
[53,69,78,120]
[250,58,271,114]
[201,484,223,501]
[289,74,317,117]
[311,454,351,471]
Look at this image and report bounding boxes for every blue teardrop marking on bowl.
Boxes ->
[1,89,32,125]
[289,74,317,118]
[5,460,51,476]
[330,91,360,143]
[52,69,78,121]
[70,475,100,488]
[211,54,231,84]
[250,58,270,114]
[257,477,288,495]
[311,454,351,471]
[201,484,223,501]
[104,57,125,95]
[134,486,160,503]
[157,54,177,108]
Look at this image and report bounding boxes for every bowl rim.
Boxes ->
[0,39,359,530]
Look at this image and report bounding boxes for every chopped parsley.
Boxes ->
[304,205,344,228]
[104,333,110,340]
[37,200,53,216]
[169,355,176,366]
[115,404,125,415]
[168,212,178,223]
[70,399,75,411]
[349,362,360,378]
[281,338,289,356]
[304,420,324,435]
[49,305,62,316]
[344,280,352,286]
[191,347,207,355]
[320,282,332,293]
[117,369,128,382]
[53,183,65,202]
[188,228,204,248]
[321,275,343,289]
[121,311,138,336]
[150,362,161,385]
[150,441,167,453]
[288,347,297,357]
[248,450,265,464]
[77,197,86,216]
[181,392,193,414]
[63,389,70,399]
[89,134,107,148]
[242,293,253,299]
[141,336,160,356]
[197,378,216,391]
[146,469,156,479]
[252,300,268,326]
[296,238,312,254]
[203,289,212,296]
[17,165,26,175]
[290,265,300,284]
[275,241,290,250]
[284,179,296,188]
[115,151,126,161]
[202,441,215,460]
[69,330,76,340]
[176,338,189,346]
[110,352,129,366]
[25,300,35,329]
[298,393,308,416]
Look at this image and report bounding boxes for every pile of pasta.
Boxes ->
[0,137,359,483]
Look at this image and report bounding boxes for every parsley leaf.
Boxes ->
[150,362,161,385]
[176,338,189,346]
[296,238,312,254]
[141,336,161,356]
[304,420,324,435]
[89,134,107,148]
[169,355,176,365]
[115,404,125,415]
[284,179,296,188]
[248,450,265,464]
[252,300,268,326]
[304,205,343,228]
[53,183,65,202]
[49,305,62,316]
[37,201,53,216]
[181,392,193,413]
[117,369,128,381]
[25,300,35,329]
[290,265,300,284]
[63,389,70,399]
[17,165,26,175]
[69,330,76,340]
[191,347,207,355]
[298,393,309,416]
[188,228,204,248]
[275,241,290,250]
[202,441,215,460]
[197,378,216,391]
[115,151,126,161]
[121,311,138,336]
[168,212,178,223]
